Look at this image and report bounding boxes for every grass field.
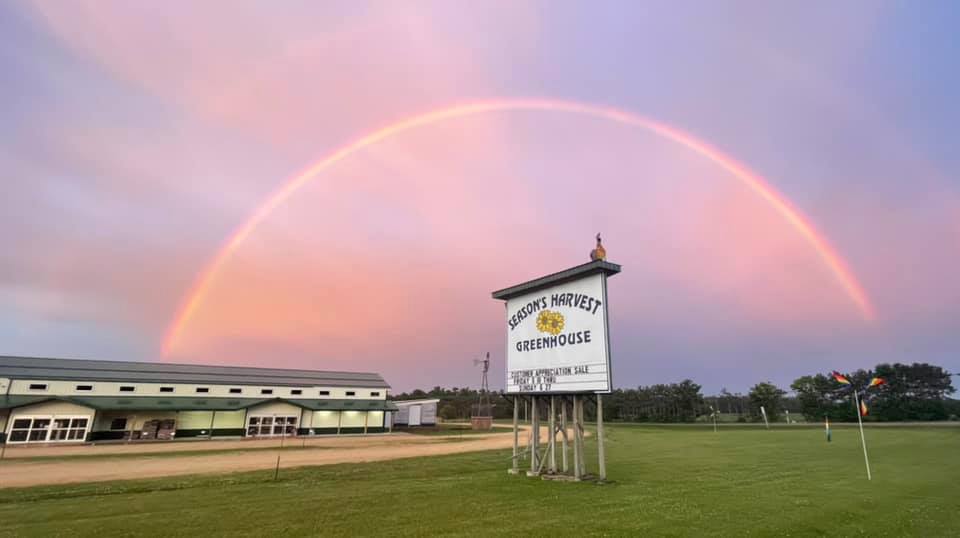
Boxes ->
[2,444,335,464]
[0,424,956,537]
[404,423,515,436]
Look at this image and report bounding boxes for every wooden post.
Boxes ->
[529,395,539,475]
[576,396,586,477]
[597,394,606,481]
[561,398,568,473]
[363,411,369,435]
[548,396,557,473]
[510,396,519,474]
[572,395,582,479]
[208,411,217,439]
[336,411,342,435]
[274,416,286,481]
[127,414,136,444]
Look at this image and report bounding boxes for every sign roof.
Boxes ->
[491,259,621,301]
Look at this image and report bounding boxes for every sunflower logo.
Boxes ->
[536,310,565,335]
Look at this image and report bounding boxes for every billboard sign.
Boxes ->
[503,272,612,394]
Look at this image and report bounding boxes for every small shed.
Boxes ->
[392,399,440,427]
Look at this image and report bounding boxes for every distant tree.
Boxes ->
[871,363,955,421]
[438,404,458,420]
[674,379,704,422]
[748,382,786,422]
[945,398,960,421]
[791,374,839,421]
[790,363,956,422]
[718,388,732,414]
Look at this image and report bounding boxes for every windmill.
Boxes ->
[471,352,493,430]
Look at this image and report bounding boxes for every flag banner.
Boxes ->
[830,368,879,480]
[831,371,851,385]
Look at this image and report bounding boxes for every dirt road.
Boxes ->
[0,430,532,489]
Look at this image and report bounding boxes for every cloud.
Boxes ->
[4,1,957,392]
[162,113,885,389]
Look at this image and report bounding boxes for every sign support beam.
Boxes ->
[561,397,568,473]
[597,393,606,481]
[549,396,557,473]
[510,395,519,474]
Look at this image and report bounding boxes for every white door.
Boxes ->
[408,405,422,426]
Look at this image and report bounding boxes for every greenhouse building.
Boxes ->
[0,356,396,445]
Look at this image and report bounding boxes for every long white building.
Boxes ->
[0,356,396,445]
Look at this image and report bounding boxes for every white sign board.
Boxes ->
[505,273,611,393]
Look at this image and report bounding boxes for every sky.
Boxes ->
[2,1,959,395]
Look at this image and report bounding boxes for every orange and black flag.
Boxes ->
[832,371,852,385]
[868,377,886,388]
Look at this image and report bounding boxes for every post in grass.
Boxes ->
[831,371,886,481]
[824,415,831,442]
[760,406,769,429]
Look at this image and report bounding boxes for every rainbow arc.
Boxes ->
[162,98,875,355]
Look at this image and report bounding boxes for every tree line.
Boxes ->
[791,362,956,422]
[391,362,958,423]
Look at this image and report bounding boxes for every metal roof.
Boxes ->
[392,398,440,407]
[0,395,58,410]
[491,259,621,301]
[0,395,398,412]
[0,356,390,389]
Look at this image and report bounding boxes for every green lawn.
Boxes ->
[403,423,514,436]
[1,443,331,464]
[0,425,957,537]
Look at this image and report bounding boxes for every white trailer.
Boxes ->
[392,399,440,427]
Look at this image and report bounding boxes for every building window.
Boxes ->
[9,419,33,442]
[8,417,89,443]
[28,384,48,391]
[345,391,356,396]
[51,417,89,441]
[246,415,297,437]
[229,388,242,394]
[120,386,135,392]
[160,387,174,393]
[291,389,302,395]
[196,387,210,393]
[110,418,128,430]
[76,385,93,391]
[261,389,273,395]
[319,390,330,396]
[370,392,381,397]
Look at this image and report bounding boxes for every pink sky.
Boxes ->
[3,1,958,392]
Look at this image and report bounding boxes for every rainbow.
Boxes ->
[161,98,875,355]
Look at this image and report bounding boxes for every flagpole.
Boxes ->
[853,391,872,481]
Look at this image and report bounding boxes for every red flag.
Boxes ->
[832,371,851,385]
[859,399,869,416]
[868,377,885,388]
